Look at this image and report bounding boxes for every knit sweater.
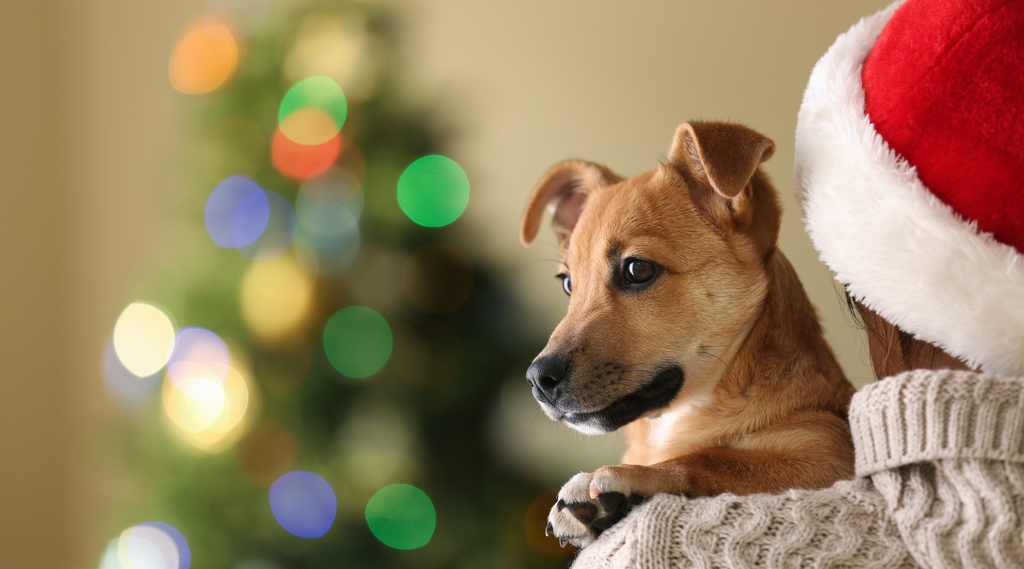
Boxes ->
[572,370,1024,568]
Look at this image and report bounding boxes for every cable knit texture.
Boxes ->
[572,371,1024,568]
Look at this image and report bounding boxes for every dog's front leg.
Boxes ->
[547,441,853,547]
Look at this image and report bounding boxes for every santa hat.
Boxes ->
[794,0,1024,377]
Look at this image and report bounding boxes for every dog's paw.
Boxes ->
[546,469,648,548]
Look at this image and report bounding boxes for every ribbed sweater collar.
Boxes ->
[851,369,1024,477]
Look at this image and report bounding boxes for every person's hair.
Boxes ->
[840,286,973,379]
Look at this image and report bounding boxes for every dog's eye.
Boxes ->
[557,274,571,295]
[624,259,656,284]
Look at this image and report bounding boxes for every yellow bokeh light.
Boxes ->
[169,21,239,94]
[239,255,315,342]
[113,302,176,377]
[279,107,339,146]
[162,365,252,453]
[283,14,381,102]
[164,376,225,433]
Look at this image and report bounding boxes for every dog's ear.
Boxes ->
[666,121,779,253]
[520,160,622,247]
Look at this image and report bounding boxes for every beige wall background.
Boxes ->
[1,1,891,567]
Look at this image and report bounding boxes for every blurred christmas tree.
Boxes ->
[99,1,581,568]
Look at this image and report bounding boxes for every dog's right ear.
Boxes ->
[666,121,779,255]
[520,160,622,247]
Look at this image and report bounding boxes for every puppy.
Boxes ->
[520,121,855,547]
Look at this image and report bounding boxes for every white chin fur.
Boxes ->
[564,419,613,436]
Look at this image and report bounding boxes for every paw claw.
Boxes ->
[545,522,553,537]
[559,537,568,548]
[556,499,566,512]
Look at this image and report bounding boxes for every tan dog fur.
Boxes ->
[520,121,855,547]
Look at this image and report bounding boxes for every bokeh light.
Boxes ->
[170,21,239,94]
[98,522,190,569]
[239,255,315,342]
[205,176,271,249]
[271,128,340,181]
[294,173,362,274]
[164,376,225,433]
[283,13,382,101]
[113,302,177,378]
[525,491,575,555]
[323,307,391,378]
[162,364,252,452]
[279,107,338,146]
[278,77,347,142]
[251,335,312,392]
[103,339,162,408]
[239,190,296,261]
[236,422,299,487]
[166,327,231,387]
[204,0,270,40]
[364,484,436,550]
[392,320,463,389]
[402,242,474,314]
[200,115,265,182]
[270,471,337,538]
[397,155,470,227]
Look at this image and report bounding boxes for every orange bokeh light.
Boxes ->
[271,127,341,181]
[170,21,239,94]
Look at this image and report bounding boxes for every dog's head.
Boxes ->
[520,121,779,434]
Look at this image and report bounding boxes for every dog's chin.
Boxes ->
[557,366,685,434]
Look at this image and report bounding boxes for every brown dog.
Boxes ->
[520,121,855,547]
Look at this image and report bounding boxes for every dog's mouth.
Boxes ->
[562,366,684,432]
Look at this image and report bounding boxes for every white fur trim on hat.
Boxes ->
[793,0,1024,377]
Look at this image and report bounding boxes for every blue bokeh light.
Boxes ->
[294,179,362,274]
[269,471,337,538]
[205,176,271,249]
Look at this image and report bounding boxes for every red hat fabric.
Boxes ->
[863,0,1024,254]
[794,0,1024,376]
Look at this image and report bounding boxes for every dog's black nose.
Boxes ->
[526,355,570,404]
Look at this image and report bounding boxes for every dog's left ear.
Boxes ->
[520,160,623,247]
[666,121,779,254]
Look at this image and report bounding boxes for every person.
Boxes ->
[571,0,1024,567]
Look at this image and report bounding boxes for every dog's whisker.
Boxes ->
[699,349,734,372]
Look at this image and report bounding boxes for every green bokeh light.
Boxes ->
[278,76,348,130]
[323,307,392,378]
[365,484,436,550]
[397,155,470,227]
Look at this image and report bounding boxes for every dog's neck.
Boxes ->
[623,250,851,465]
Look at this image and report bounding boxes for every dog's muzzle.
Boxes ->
[527,359,685,433]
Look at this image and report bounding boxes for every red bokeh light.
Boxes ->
[271,128,341,181]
